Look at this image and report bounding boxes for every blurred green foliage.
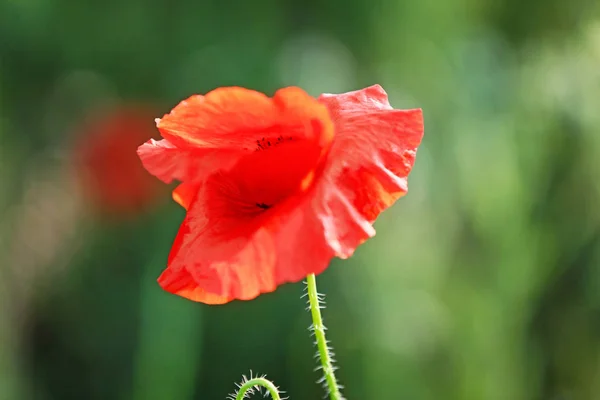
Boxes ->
[1,0,600,399]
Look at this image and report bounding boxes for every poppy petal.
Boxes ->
[312,85,424,254]
[160,190,336,303]
[156,86,333,151]
[139,86,334,193]
[157,266,230,305]
[268,197,335,283]
[161,183,277,302]
[327,108,423,221]
[137,138,198,183]
[138,137,242,187]
[318,84,394,114]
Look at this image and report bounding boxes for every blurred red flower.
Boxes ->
[75,106,163,216]
[139,85,424,304]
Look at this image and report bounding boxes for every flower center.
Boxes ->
[205,138,326,222]
[255,135,295,152]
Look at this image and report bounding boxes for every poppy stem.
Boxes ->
[234,377,282,400]
[306,273,343,400]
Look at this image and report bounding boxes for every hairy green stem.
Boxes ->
[235,377,281,400]
[306,273,343,400]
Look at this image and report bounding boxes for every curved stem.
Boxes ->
[235,377,281,400]
[306,273,343,400]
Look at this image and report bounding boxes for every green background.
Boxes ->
[1,0,600,399]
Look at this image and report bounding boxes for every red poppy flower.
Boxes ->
[75,106,163,216]
[138,85,423,304]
